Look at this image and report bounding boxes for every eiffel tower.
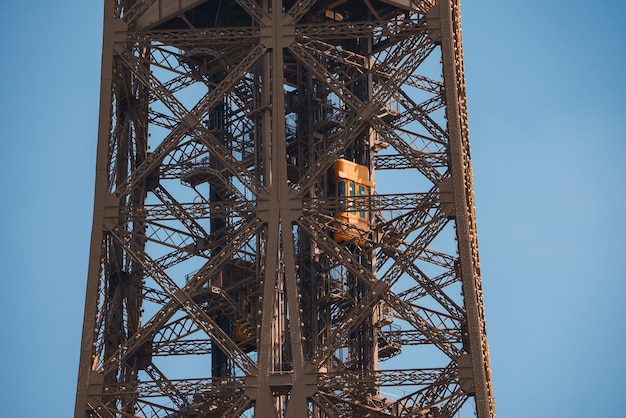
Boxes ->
[75,1,495,417]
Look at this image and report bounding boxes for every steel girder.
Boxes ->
[75,0,495,417]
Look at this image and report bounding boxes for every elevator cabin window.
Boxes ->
[336,181,368,219]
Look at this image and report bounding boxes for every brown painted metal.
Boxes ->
[75,0,495,417]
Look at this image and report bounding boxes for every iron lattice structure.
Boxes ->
[75,0,495,417]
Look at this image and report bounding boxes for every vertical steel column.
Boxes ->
[439,0,496,416]
[75,0,116,415]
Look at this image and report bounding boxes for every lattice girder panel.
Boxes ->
[76,1,495,417]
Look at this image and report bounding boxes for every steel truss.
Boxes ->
[76,0,495,417]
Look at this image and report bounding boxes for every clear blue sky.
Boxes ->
[0,1,624,417]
